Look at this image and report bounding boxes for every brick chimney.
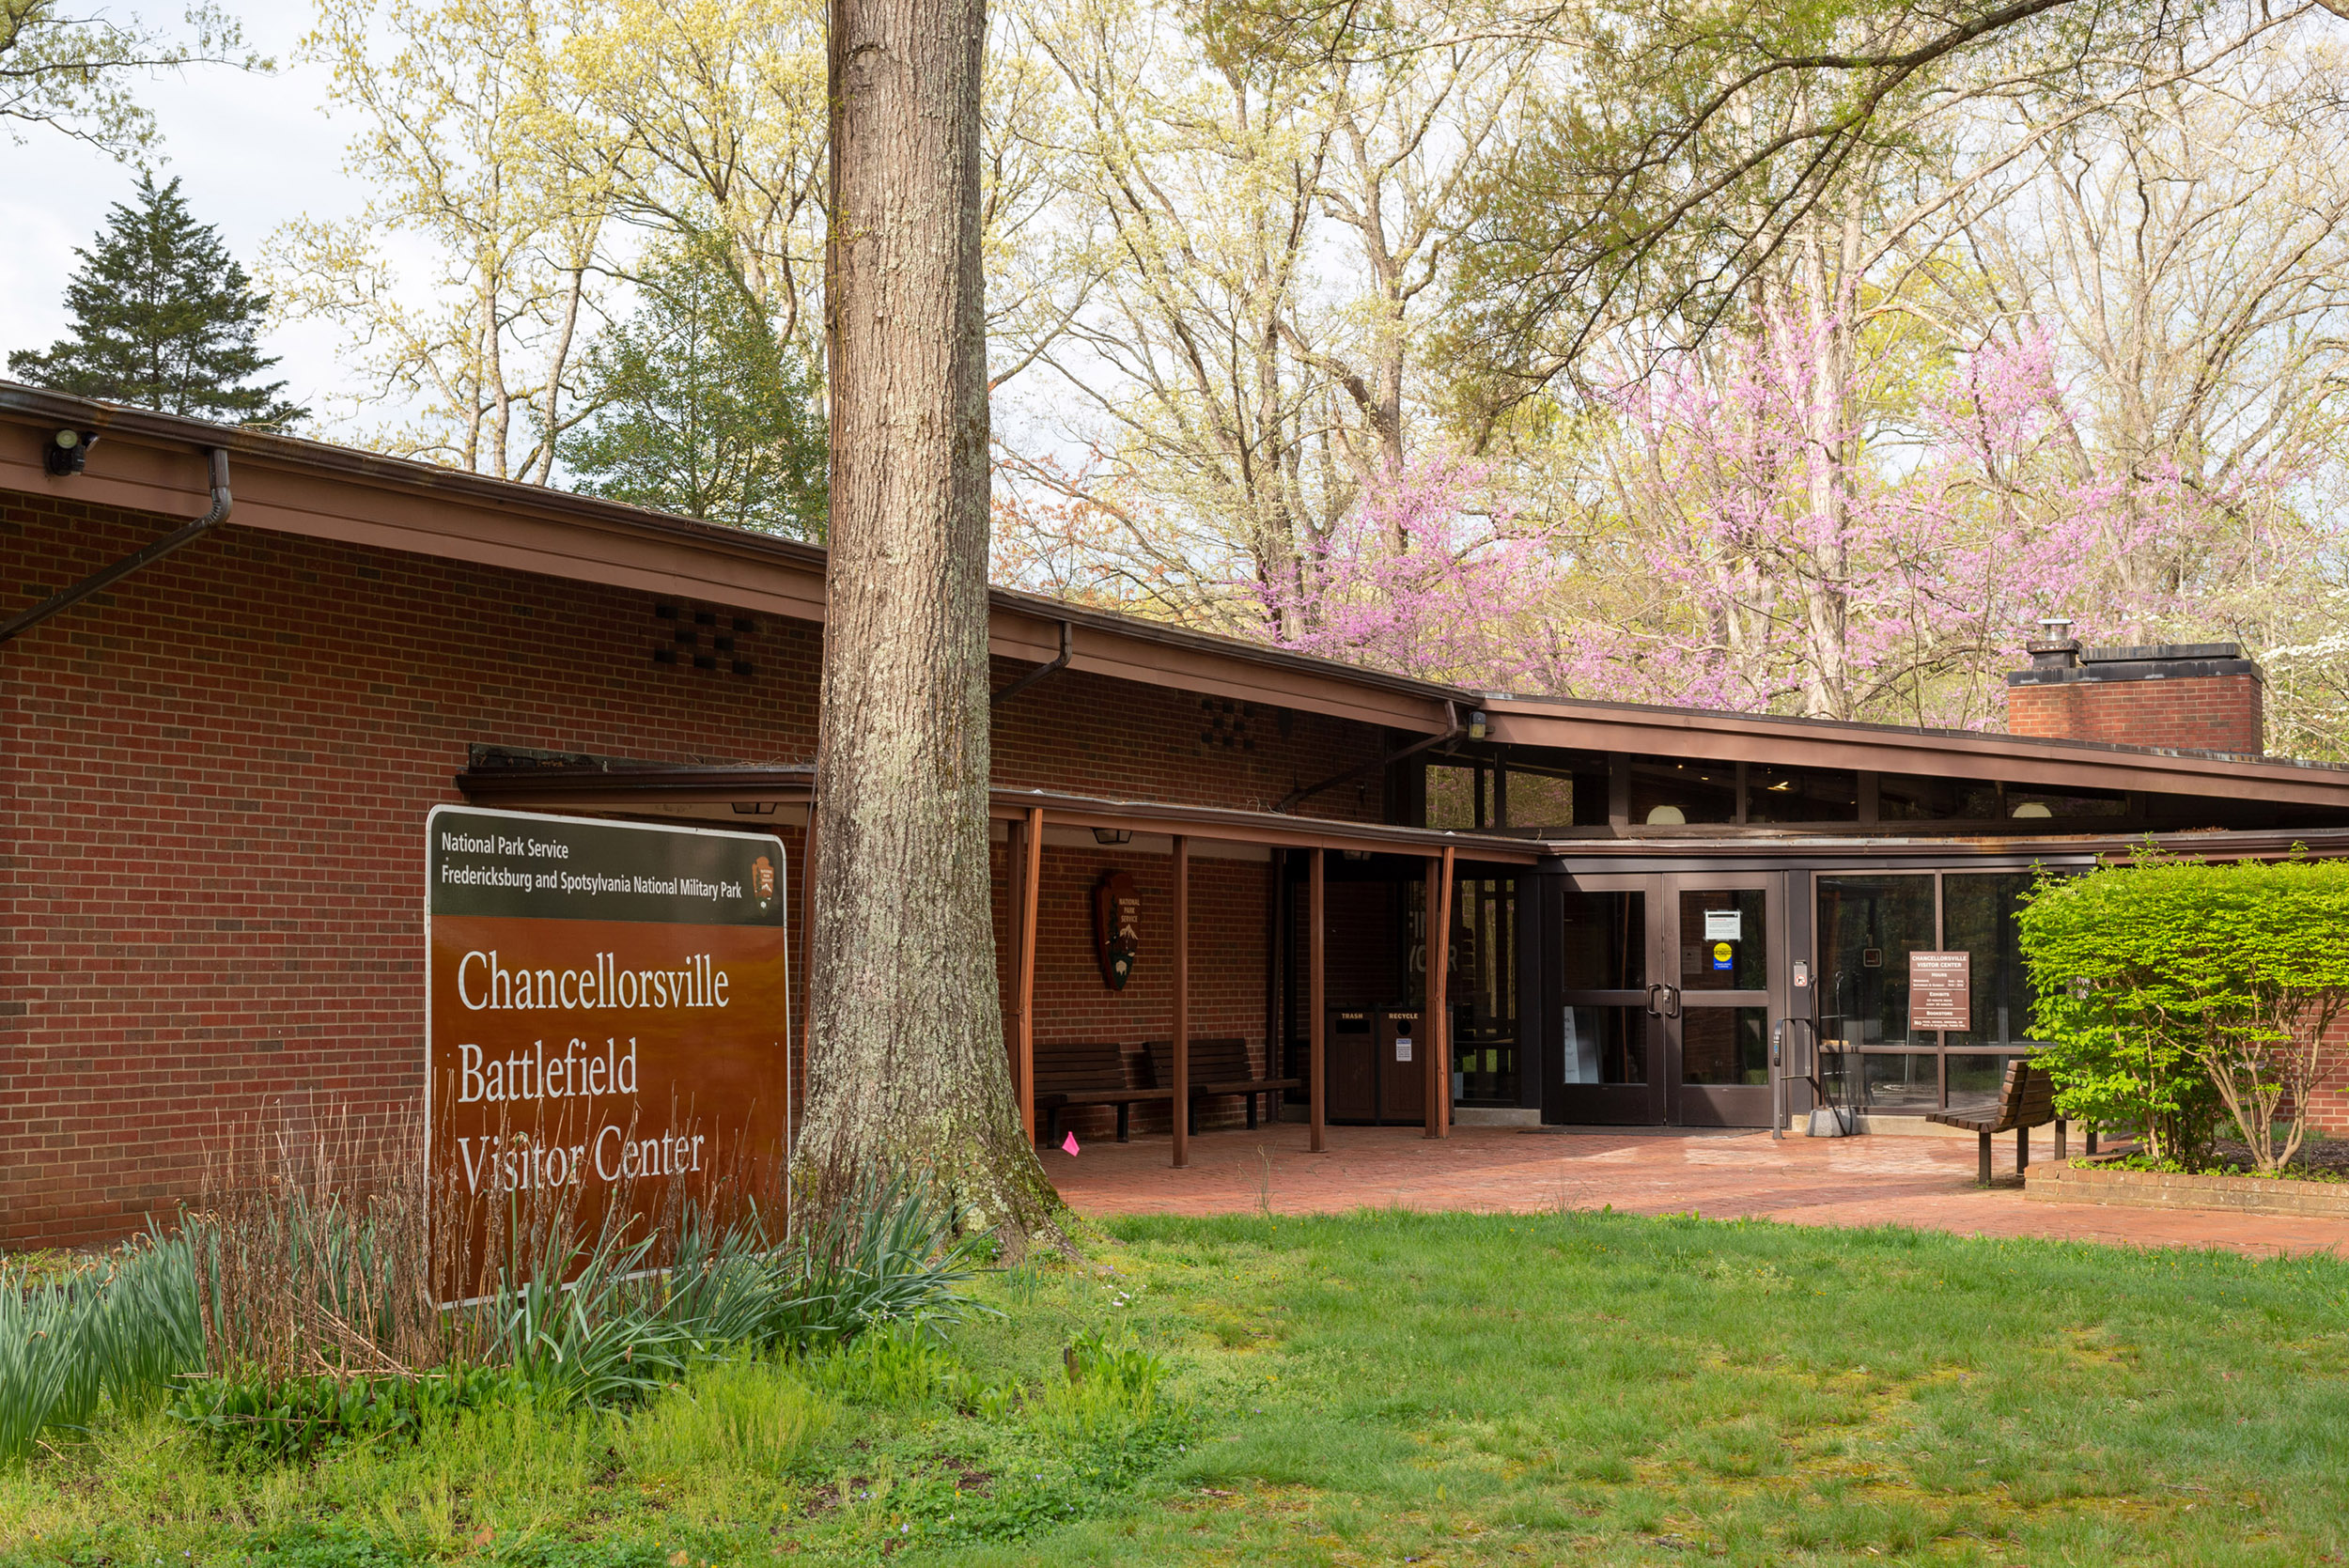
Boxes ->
[2005,622,2263,755]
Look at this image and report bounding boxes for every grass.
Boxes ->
[6,1208,2349,1564]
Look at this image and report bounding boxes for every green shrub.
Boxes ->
[2019,850,2349,1169]
[167,1363,523,1465]
[812,1324,957,1408]
[0,1236,208,1461]
[1,1163,979,1467]
[1025,1330,1184,1475]
[623,1356,833,1476]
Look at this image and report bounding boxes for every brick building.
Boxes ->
[9,385,2349,1246]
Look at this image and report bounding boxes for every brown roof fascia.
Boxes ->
[23,387,2339,777]
[0,387,1458,736]
[456,763,1537,862]
[1546,824,2349,865]
[1485,699,2349,808]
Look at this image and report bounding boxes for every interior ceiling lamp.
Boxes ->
[1092,827,1131,846]
[2012,801,2053,818]
[1646,804,1688,826]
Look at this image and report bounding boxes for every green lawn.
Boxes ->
[7,1208,2349,1565]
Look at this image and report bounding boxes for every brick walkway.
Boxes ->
[1050,1124,2349,1258]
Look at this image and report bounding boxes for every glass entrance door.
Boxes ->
[1553,875,1662,1125]
[1549,872,1786,1128]
[1668,876,1780,1127]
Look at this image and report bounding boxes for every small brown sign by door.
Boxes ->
[1094,870,1140,989]
[1908,950,1971,1033]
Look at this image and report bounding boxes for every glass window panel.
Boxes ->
[1628,757,1737,826]
[1879,774,1999,820]
[1946,1054,2016,1113]
[1678,889,1766,989]
[1450,878,1517,1107]
[1862,1052,1941,1110]
[1426,764,1476,830]
[1682,1006,1770,1086]
[1503,768,1578,830]
[1747,765,1859,823]
[1817,876,1937,1046]
[2007,786,2128,819]
[1561,890,1645,989]
[1563,1004,1646,1084]
[1818,1045,1859,1110]
[1941,872,2045,1048]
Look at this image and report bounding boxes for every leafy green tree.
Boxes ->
[565,243,827,539]
[2018,851,2349,1170]
[2,0,259,159]
[9,174,303,427]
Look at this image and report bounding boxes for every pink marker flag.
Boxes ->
[1062,1132,1081,1157]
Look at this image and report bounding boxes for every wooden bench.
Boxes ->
[1144,1037,1301,1132]
[1033,1041,1171,1146]
[1928,1058,2069,1186]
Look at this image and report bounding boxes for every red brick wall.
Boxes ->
[1,491,1391,1246]
[2007,673,2263,755]
[988,662,1385,818]
[2300,1013,2349,1138]
[990,841,1284,1143]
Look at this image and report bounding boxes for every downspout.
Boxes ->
[1276,700,1478,815]
[989,619,1073,706]
[1,447,233,645]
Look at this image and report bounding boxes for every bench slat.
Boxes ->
[1922,1061,2060,1135]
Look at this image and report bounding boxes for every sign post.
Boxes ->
[1907,950,1971,1034]
[426,806,790,1280]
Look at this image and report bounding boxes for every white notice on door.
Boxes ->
[1703,908,1742,941]
[1395,1038,1413,1063]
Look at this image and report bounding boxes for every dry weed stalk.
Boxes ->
[187,1095,784,1383]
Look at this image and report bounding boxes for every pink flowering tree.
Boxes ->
[1250,457,1553,688]
[1548,316,2223,726]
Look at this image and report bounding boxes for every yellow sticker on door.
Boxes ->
[1711,941,1734,971]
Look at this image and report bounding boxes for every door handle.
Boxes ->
[1644,983,1666,1017]
[1659,986,1682,1019]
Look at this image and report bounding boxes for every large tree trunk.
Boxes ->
[795,0,1064,1251]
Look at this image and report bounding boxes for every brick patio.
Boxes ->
[1050,1124,2349,1257]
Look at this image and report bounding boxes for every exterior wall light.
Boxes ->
[1468,709,1488,741]
[1092,828,1131,846]
[44,429,96,476]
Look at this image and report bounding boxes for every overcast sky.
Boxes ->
[0,0,368,426]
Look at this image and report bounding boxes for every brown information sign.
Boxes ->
[1907,950,1971,1033]
[426,807,789,1268]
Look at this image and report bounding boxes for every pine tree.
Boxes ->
[8,175,304,427]
[566,243,827,539]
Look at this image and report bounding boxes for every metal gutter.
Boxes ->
[455,762,1543,862]
[1,447,230,644]
[0,384,1470,734]
[989,619,1072,706]
[10,382,2349,785]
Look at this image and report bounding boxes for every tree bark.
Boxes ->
[795,0,1065,1252]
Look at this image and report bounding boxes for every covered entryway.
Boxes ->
[1548,872,1790,1127]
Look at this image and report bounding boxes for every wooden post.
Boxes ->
[1426,846,1455,1139]
[1309,847,1326,1154]
[1173,834,1190,1168]
[795,801,818,1157]
[1006,815,1025,1119]
[1014,806,1043,1143]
